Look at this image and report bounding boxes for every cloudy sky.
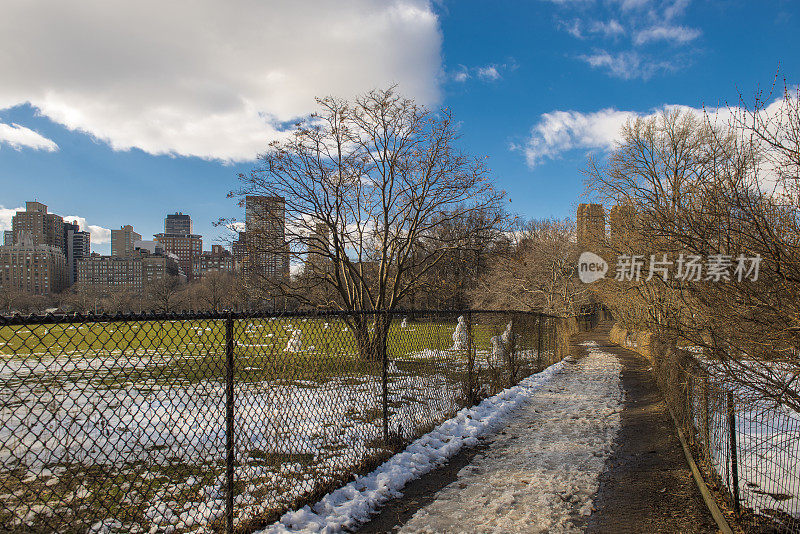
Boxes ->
[1,0,797,254]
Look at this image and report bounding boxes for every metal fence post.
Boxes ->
[225,312,235,534]
[701,376,711,464]
[466,310,474,405]
[537,314,544,370]
[727,391,741,515]
[686,373,695,445]
[508,320,517,386]
[381,311,389,445]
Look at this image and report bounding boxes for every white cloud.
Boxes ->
[520,98,795,169]
[452,61,516,84]
[663,0,691,21]
[476,66,502,82]
[550,0,700,79]
[0,206,25,233]
[0,0,443,163]
[64,216,111,245]
[560,19,584,39]
[578,49,676,79]
[589,19,625,37]
[227,222,246,233]
[579,50,642,79]
[0,123,58,152]
[521,108,639,167]
[634,25,700,45]
[453,66,470,83]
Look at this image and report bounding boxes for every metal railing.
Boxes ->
[0,308,590,533]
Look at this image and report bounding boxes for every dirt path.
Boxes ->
[359,323,718,533]
[361,343,624,533]
[583,324,718,533]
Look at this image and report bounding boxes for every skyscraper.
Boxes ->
[111,225,142,257]
[64,220,91,286]
[232,232,247,273]
[155,213,202,281]
[305,219,330,275]
[609,204,636,241]
[165,212,192,235]
[245,196,290,303]
[11,202,65,251]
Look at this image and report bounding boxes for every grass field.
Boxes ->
[0,314,552,533]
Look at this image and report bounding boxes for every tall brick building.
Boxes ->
[155,213,202,281]
[11,201,65,251]
[0,237,67,295]
[245,196,289,283]
[111,225,142,257]
[608,204,636,240]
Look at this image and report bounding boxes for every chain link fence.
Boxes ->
[0,308,592,533]
[647,338,800,533]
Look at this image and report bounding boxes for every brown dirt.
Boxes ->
[583,323,718,534]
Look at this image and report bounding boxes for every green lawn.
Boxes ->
[0,316,525,387]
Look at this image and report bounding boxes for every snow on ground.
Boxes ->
[0,316,558,532]
[0,360,463,531]
[263,343,622,534]
[396,343,623,534]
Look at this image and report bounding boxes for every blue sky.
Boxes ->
[1,0,797,255]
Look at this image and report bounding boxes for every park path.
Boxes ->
[358,323,718,533]
[584,324,718,533]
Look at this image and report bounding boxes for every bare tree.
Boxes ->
[190,271,239,312]
[60,283,103,313]
[146,276,185,313]
[230,87,505,359]
[470,218,586,314]
[405,210,504,309]
[0,287,45,314]
[584,89,800,411]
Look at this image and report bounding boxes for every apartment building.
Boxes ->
[199,245,235,276]
[77,250,179,292]
[0,237,67,295]
[165,212,192,235]
[111,225,142,257]
[155,231,202,281]
[577,203,606,249]
[245,196,289,282]
[11,201,65,251]
[64,220,91,286]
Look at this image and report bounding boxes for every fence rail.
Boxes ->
[646,338,800,533]
[0,308,594,533]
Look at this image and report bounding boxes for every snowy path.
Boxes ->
[397,345,623,534]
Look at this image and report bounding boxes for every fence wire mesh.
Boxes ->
[0,308,592,533]
[651,342,800,533]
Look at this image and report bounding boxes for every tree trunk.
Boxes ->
[353,313,391,362]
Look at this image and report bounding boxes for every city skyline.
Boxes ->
[2,1,797,257]
[0,196,297,297]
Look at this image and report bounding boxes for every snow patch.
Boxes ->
[262,360,569,533]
